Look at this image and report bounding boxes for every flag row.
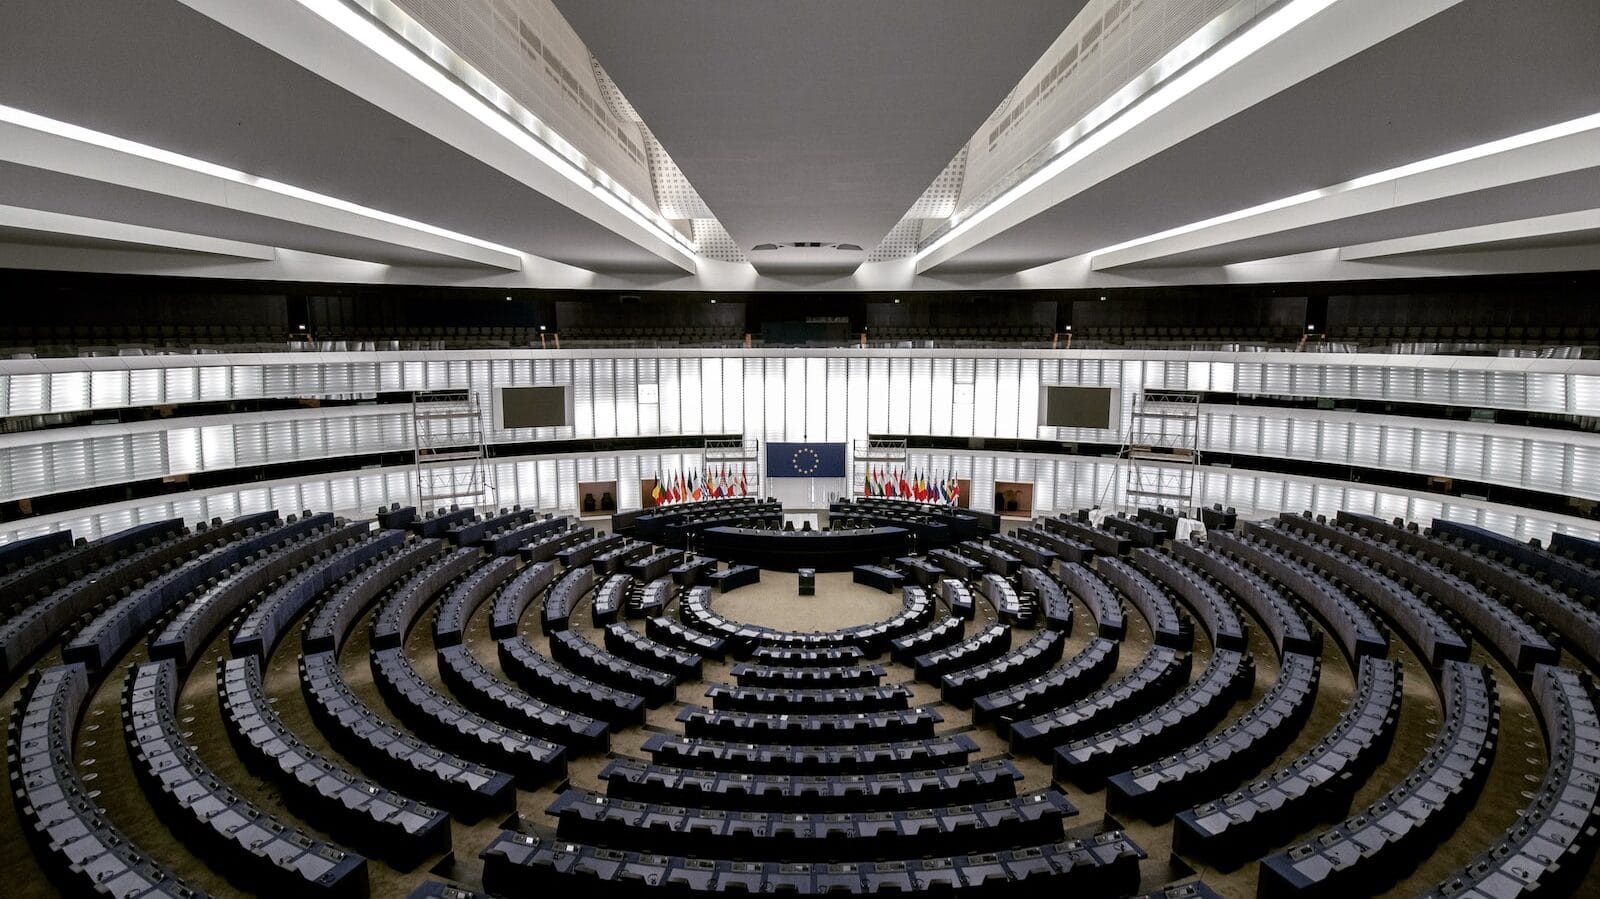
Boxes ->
[651,466,752,505]
[862,466,962,504]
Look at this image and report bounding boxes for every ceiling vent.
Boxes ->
[750,242,865,252]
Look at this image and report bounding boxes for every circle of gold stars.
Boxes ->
[791,447,820,475]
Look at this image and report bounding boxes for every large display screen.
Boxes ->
[1040,386,1116,429]
[498,386,571,429]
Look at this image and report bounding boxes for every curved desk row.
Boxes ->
[696,526,908,572]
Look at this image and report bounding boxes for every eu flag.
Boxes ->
[766,442,848,478]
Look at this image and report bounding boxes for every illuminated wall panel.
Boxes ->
[1,349,1596,546]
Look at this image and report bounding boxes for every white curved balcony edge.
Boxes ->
[1,403,1596,506]
[3,447,1594,548]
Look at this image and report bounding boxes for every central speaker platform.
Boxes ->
[710,571,905,630]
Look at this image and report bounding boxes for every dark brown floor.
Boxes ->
[2,535,1597,898]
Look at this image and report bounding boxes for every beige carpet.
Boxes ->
[710,570,907,630]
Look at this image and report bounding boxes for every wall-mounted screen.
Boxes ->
[1040,386,1117,430]
[495,386,572,429]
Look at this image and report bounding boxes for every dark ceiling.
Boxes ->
[0,0,683,273]
[554,0,1087,275]
[929,0,1600,273]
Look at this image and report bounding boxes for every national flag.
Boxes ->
[651,473,664,506]
[692,470,704,502]
[862,466,874,497]
[932,476,945,504]
[916,471,928,502]
[949,477,961,505]
[898,468,911,499]
[738,467,749,496]
[884,467,898,497]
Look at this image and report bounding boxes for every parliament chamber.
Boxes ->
[2,0,1599,897]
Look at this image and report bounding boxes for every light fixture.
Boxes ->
[0,104,525,262]
[913,0,1340,267]
[295,0,698,257]
[1089,111,1600,264]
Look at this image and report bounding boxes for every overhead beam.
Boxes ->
[0,204,278,259]
[915,0,1462,273]
[1339,207,1600,260]
[173,0,697,273]
[1089,113,1600,270]
[0,106,526,270]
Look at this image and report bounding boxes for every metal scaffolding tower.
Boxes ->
[1120,390,1201,516]
[412,390,493,509]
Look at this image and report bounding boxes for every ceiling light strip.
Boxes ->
[0,103,524,266]
[1090,111,1600,265]
[305,0,696,256]
[913,0,1341,267]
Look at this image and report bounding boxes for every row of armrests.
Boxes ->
[300,650,514,818]
[1097,557,1192,649]
[1109,651,1320,818]
[481,827,1145,897]
[220,655,450,860]
[1210,529,1386,660]
[1,518,188,679]
[546,787,1074,860]
[231,529,407,660]
[9,663,205,898]
[1174,655,1403,865]
[67,512,285,672]
[973,637,1120,726]
[126,659,367,897]
[153,516,356,668]
[639,732,979,774]
[1011,646,1192,757]
[941,628,1066,708]
[1259,660,1499,898]
[1056,649,1255,786]
[677,704,941,745]
[599,756,1022,812]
